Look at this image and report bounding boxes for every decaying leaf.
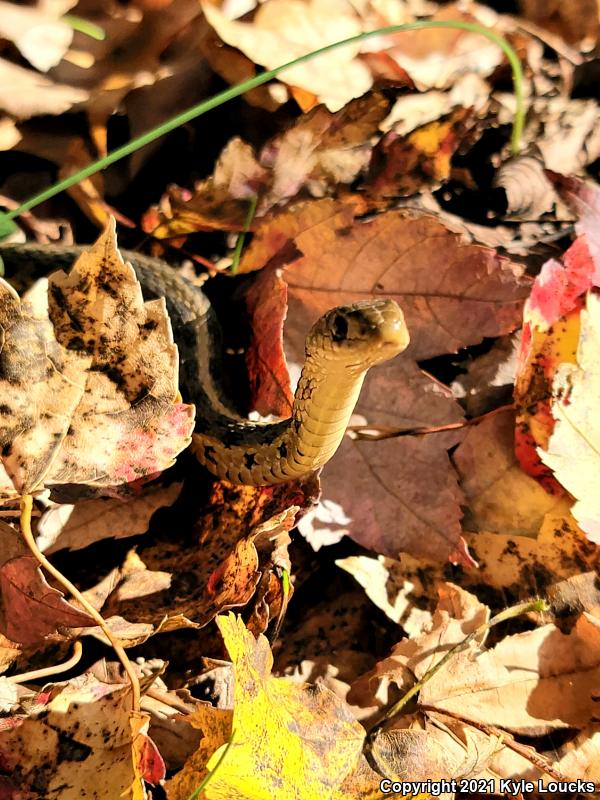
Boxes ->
[0,520,93,645]
[0,220,195,496]
[36,482,183,554]
[0,673,148,799]
[103,476,316,632]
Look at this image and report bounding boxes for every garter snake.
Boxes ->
[0,242,409,485]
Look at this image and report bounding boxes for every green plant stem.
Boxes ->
[186,731,235,800]
[62,14,106,41]
[3,21,524,225]
[231,195,258,273]
[374,598,547,727]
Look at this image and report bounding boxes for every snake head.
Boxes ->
[309,299,409,370]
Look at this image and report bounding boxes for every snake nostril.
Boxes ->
[330,314,349,341]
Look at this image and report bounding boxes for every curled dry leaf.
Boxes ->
[493,155,558,220]
[0,220,195,496]
[0,520,94,646]
[106,474,317,632]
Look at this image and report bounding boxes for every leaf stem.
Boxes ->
[372,598,547,730]
[9,640,83,684]
[2,21,524,225]
[19,495,141,710]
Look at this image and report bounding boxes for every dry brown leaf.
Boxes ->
[261,92,391,205]
[0,221,195,495]
[36,482,183,554]
[365,108,476,198]
[348,583,488,717]
[421,613,600,735]
[107,478,315,631]
[282,207,529,360]
[0,673,147,799]
[369,719,501,786]
[146,137,267,238]
[0,520,93,645]
[453,409,566,536]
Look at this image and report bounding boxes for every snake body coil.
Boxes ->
[0,243,409,486]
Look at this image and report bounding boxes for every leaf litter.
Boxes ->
[0,0,599,797]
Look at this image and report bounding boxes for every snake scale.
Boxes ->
[0,243,409,486]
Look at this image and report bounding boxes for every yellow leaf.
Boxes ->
[203,613,365,799]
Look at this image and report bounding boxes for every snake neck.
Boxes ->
[192,356,365,486]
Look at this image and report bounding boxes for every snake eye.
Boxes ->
[330,314,349,341]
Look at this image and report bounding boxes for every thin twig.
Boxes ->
[420,705,570,782]
[19,495,141,710]
[348,404,513,441]
[9,641,83,685]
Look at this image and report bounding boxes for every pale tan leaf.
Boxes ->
[422,614,600,734]
[201,0,372,112]
[539,292,600,540]
[0,57,87,119]
[36,482,183,553]
[0,1,73,72]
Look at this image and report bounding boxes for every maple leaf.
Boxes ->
[0,220,195,496]
[0,673,151,799]
[242,201,529,561]
[537,293,600,539]
[196,614,366,800]
[0,520,93,645]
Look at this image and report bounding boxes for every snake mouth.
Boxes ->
[310,298,410,370]
[372,299,410,351]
